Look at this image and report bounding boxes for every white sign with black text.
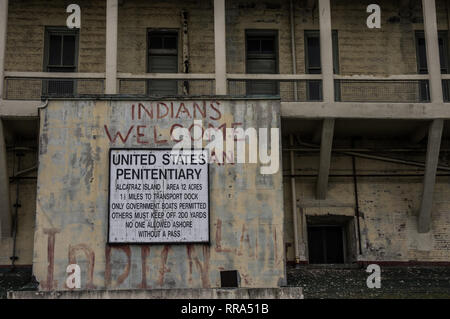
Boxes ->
[108,149,209,243]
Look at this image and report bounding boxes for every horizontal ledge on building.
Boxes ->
[4,71,106,79]
[281,102,450,119]
[4,72,440,81]
[8,287,303,299]
[334,74,430,80]
[226,74,322,80]
[0,100,42,117]
[118,73,216,80]
[38,95,281,101]
[4,72,449,82]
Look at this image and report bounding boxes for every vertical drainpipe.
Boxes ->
[290,135,300,265]
[0,0,8,100]
[351,140,363,256]
[447,0,450,90]
[289,1,301,265]
[181,10,189,95]
[10,149,23,269]
[289,0,298,101]
[0,119,11,239]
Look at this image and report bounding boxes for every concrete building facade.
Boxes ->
[1,0,450,292]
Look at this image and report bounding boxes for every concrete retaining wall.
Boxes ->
[33,98,285,291]
[8,287,303,299]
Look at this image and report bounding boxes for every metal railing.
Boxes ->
[227,79,323,102]
[3,72,105,100]
[118,78,215,97]
[334,79,430,103]
[226,74,323,102]
[3,72,448,104]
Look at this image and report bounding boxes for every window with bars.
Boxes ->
[415,31,449,101]
[245,30,279,96]
[147,30,179,96]
[304,30,339,101]
[43,27,79,96]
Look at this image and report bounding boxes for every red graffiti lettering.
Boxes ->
[42,228,60,290]
[157,245,171,287]
[105,245,131,288]
[104,125,134,144]
[68,244,96,289]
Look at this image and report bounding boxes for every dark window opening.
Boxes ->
[44,28,79,96]
[308,226,345,264]
[245,30,279,96]
[147,30,178,96]
[415,31,448,101]
[305,30,339,101]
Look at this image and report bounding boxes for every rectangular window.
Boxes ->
[245,30,279,96]
[44,27,79,96]
[415,31,448,101]
[415,31,448,74]
[304,30,339,101]
[147,30,178,96]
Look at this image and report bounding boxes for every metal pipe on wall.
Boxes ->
[351,140,363,255]
[290,134,301,265]
[289,0,298,101]
[288,139,450,171]
[181,9,190,95]
[10,150,23,269]
[0,0,8,100]
[0,119,11,239]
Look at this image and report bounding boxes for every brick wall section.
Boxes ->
[5,0,105,73]
[226,0,294,74]
[4,0,450,76]
[117,0,214,74]
[283,139,450,263]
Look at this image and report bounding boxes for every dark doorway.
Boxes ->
[308,226,345,264]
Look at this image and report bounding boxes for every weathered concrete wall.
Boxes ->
[8,287,303,299]
[283,143,450,263]
[33,98,285,290]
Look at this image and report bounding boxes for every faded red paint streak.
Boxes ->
[238,223,252,257]
[241,273,251,285]
[215,219,232,253]
[157,245,171,287]
[186,245,193,284]
[193,246,211,288]
[105,245,131,288]
[68,244,96,289]
[274,228,278,263]
[255,227,258,259]
[139,246,150,289]
[42,228,60,290]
